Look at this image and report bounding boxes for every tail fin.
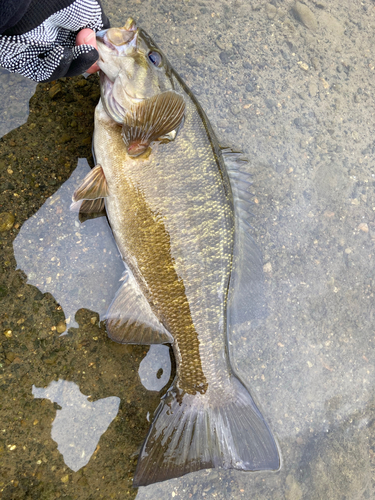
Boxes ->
[133,376,280,487]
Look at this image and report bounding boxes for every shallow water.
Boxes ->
[1,1,375,498]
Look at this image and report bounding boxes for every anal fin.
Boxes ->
[105,269,173,345]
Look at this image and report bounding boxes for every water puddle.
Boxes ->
[32,379,120,471]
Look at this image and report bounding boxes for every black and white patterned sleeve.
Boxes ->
[0,0,109,82]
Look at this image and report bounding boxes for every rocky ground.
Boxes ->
[1,0,375,499]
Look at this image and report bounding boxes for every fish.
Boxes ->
[72,18,280,487]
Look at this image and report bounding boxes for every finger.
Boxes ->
[85,61,100,74]
[76,29,99,74]
[64,45,99,78]
[76,28,98,50]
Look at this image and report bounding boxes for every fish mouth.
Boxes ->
[96,19,138,55]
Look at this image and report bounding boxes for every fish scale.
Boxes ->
[95,92,234,394]
[74,20,280,486]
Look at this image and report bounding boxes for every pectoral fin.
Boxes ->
[122,90,185,157]
[72,165,109,202]
[105,269,174,345]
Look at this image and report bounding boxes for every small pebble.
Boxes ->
[61,474,69,483]
[219,51,230,64]
[263,262,272,273]
[266,3,277,19]
[59,133,72,144]
[49,83,62,99]
[3,329,12,338]
[299,62,309,71]
[56,321,66,334]
[0,212,15,231]
[230,105,241,116]
[308,82,318,97]
[293,2,318,31]
[311,56,320,71]
[358,223,368,233]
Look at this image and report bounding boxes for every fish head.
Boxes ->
[97,19,173,102]
[96,19,185,157]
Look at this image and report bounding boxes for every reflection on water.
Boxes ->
[1,0,375,498]
[32,379,120,471]
[0,68,37,137]
[13,158,124,329]
[138,345,171,392]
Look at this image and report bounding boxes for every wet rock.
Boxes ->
[6,352,16,363]
[217,120,228,129]
[292,2,318,31]
[314,161,348,200]
[219,51,230,64]
[263,262,272,273]
[216,37,231,51]
[56,321,67,334]
[312,0,326,7]
[358,223,368,233]
[308,81,318,97]
[49,83,62,99]
[186,55,199,67]
[319,12,344,37]
[80,136,92,146]
[265,98,276,109]
[0,212,15,232]
[230,105,241,116]
[310,56,320,71]
[265,3,277,20]
[59,133,72,144]
[281,49,291,61]
[43,352,58,365]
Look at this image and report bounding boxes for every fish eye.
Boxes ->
[148,51,162,67]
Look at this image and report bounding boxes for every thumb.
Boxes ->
[76,28,98,50]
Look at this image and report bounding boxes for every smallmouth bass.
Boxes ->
[72,18,280,487]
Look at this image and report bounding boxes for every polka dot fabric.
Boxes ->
[0,0,107,82]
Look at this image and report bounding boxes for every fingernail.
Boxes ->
[83,33,95,44]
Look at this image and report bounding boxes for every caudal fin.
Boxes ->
[133,376,280,487]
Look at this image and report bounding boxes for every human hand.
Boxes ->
[0,0,109,82]
[76,29,100,74]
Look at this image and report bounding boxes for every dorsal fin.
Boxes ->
[223,148,267,325]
